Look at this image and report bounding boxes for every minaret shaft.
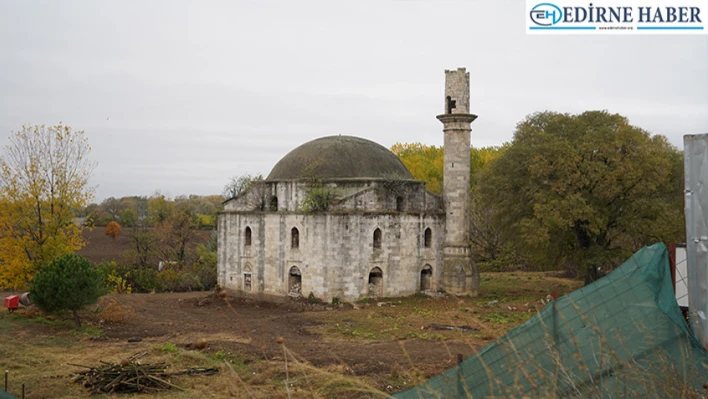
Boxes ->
[438,67,479,296]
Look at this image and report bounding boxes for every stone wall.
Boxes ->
[444,67,470,115]
[225,179,439,214]
[218,211,444,302]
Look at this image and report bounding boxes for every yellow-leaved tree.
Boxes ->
[0,124,96,289]
[390,143,445,194]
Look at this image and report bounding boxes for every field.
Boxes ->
[0,272,582,398]
[75,228,212,265]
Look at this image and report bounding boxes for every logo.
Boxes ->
[526,0,707,35]
[530,3,563,26]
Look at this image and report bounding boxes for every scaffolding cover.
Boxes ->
[394,243,708,398]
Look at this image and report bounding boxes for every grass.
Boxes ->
[314,272,581,345]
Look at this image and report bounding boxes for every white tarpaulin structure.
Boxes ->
[684,133,708,348]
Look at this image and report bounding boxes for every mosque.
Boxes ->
[217,68,478,301]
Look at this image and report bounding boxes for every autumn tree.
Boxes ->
[477,110,684,274]
[391,143,445,194]
[105,221,122,240]
[391,143,505,195]
[0,124,96,289]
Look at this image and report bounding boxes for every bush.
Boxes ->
[299,186,337,214]
[30,254,106,328]
[96,259,217,294]
[97,261,157,293]
[96,261,132,294]
[104,221,122,240]
[307,292,322,303]
[155,263,217,292]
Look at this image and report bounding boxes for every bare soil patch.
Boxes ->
[104,292,478,382]
[75,227,211,264]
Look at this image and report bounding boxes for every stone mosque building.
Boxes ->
[217,68,479,302]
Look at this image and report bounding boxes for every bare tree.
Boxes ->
[222,173,263,200]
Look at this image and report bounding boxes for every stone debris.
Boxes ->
[368,283,380,298]
[288,283,302,298]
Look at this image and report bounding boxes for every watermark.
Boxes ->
[526,1,707,34]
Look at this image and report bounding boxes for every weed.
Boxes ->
[307,292,322,303]
[213,350,227,361]
[161,342,179,353]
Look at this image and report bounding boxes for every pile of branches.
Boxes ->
[70,352,218,394]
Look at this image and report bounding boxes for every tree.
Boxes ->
[477,110,684,273]
[105,221,122,240]
[391,143,505,195]
[391,143,445,194]
[119,207,138,228]
[147,192,174,226]
[222,173,263,199]
[30,254,105,328]
[0,124,96,289]
[155,206,197,265]
[126,226,156,268]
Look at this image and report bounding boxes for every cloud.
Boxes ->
[1,1,706,201]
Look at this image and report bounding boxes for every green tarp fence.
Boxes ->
[394,243,708,398]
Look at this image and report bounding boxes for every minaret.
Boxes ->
[437,67,479,295]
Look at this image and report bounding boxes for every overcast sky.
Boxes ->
[1,1,707,202]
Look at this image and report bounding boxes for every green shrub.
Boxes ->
[96,261,158,293]
[30,254,106,328]
[96,261,132,294]
[161,342,179,353]
[307,292,322,303]
[299,186,337,214]
[96,259,217,294]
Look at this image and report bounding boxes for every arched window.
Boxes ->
[288,266,302,295]
[270,196,278,211]
[424,228,432,248]
[420,265,432,291]
[245,226,252,246]
[373,228,382,249]
[291,227,299,249]
[396,196,404,212]
[368,267,383,297]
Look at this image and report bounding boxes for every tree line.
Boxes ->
[394,110,684,276]
[82,193,224,229]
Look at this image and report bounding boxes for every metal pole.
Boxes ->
[4,370,7,392]
[456,353,464,397]
[21,383,24,399]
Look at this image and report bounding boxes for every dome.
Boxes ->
[266,136,414,181]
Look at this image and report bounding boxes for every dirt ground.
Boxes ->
[105,292,478,378]
[0,272,582,398]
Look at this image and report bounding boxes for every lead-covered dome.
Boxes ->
[266,136,414,180]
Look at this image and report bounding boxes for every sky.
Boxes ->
[1,1,707,202]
